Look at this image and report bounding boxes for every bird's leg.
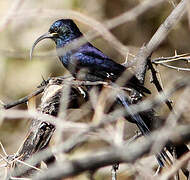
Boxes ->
[129,89,143,104]
[111,163,119,180]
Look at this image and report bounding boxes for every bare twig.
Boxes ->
[1,0,190,180]
[7,0,165,58]
[2,77,109,110]
[31,125,190,180]
[156,63,190,72]
[148,60,173,111]
[152,52,190,72]
[152,53,190,64]
[158,151,190,180]
[3,86,45,110]
[0,142,40,180]
[10,76,190,178]
[0,0,25,31]
[111,164,119,180]
[133,0,188,83]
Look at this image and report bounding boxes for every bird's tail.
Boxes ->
[117,94,166,167]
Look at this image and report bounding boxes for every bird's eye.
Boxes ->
[54,27,59,32]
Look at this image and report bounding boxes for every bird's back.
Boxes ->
[66,43,150,94]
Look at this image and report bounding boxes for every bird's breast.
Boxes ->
[58,51,71,68]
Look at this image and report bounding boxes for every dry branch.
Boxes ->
[133,0,188,83]
[0,0,25,31]
[8,76,190,179]
[158,151,190,180]
[32,124,190,180]
[1,1,190,180]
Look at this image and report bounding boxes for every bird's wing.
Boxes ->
[70,44,126,80]
[70,44,150,94]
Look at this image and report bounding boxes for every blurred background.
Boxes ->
[0,0,189,179]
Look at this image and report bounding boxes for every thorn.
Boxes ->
[0,100,5,109]
[150,77,154,83]
[37,75,49,88]
[41,74,45,82]
[41,74,48,86]
[125,52,129,64]
[129,53,135,57]
[0,142,7,156]
[169,100,173,104]
[174,50,177,56]
[155,70,159,73]
[154,165,162,176]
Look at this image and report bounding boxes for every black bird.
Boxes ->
[30,19,150,94]
[30,19,165,166]
[30,19,153,134]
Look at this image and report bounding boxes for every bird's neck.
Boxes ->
[56,33,82,48]
[55,35,81,68]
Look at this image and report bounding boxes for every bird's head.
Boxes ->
[30,19,82,60]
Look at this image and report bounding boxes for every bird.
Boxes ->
[30,19,154,134]
[30,19,150,94]
[29,19,169,167]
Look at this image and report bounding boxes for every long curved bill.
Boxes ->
[30,32,58,60]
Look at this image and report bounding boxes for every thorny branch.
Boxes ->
[157,63,190,72]
[147,59,173,111]
[152,53,190,64]
[12,0,165,58]
[152,53,190,72]
[133,0,188,83]
[0,0,166,59]
[158,151,190,180]
[32,125,190,180]
[0,0,190,180]
[9,76,190,178]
